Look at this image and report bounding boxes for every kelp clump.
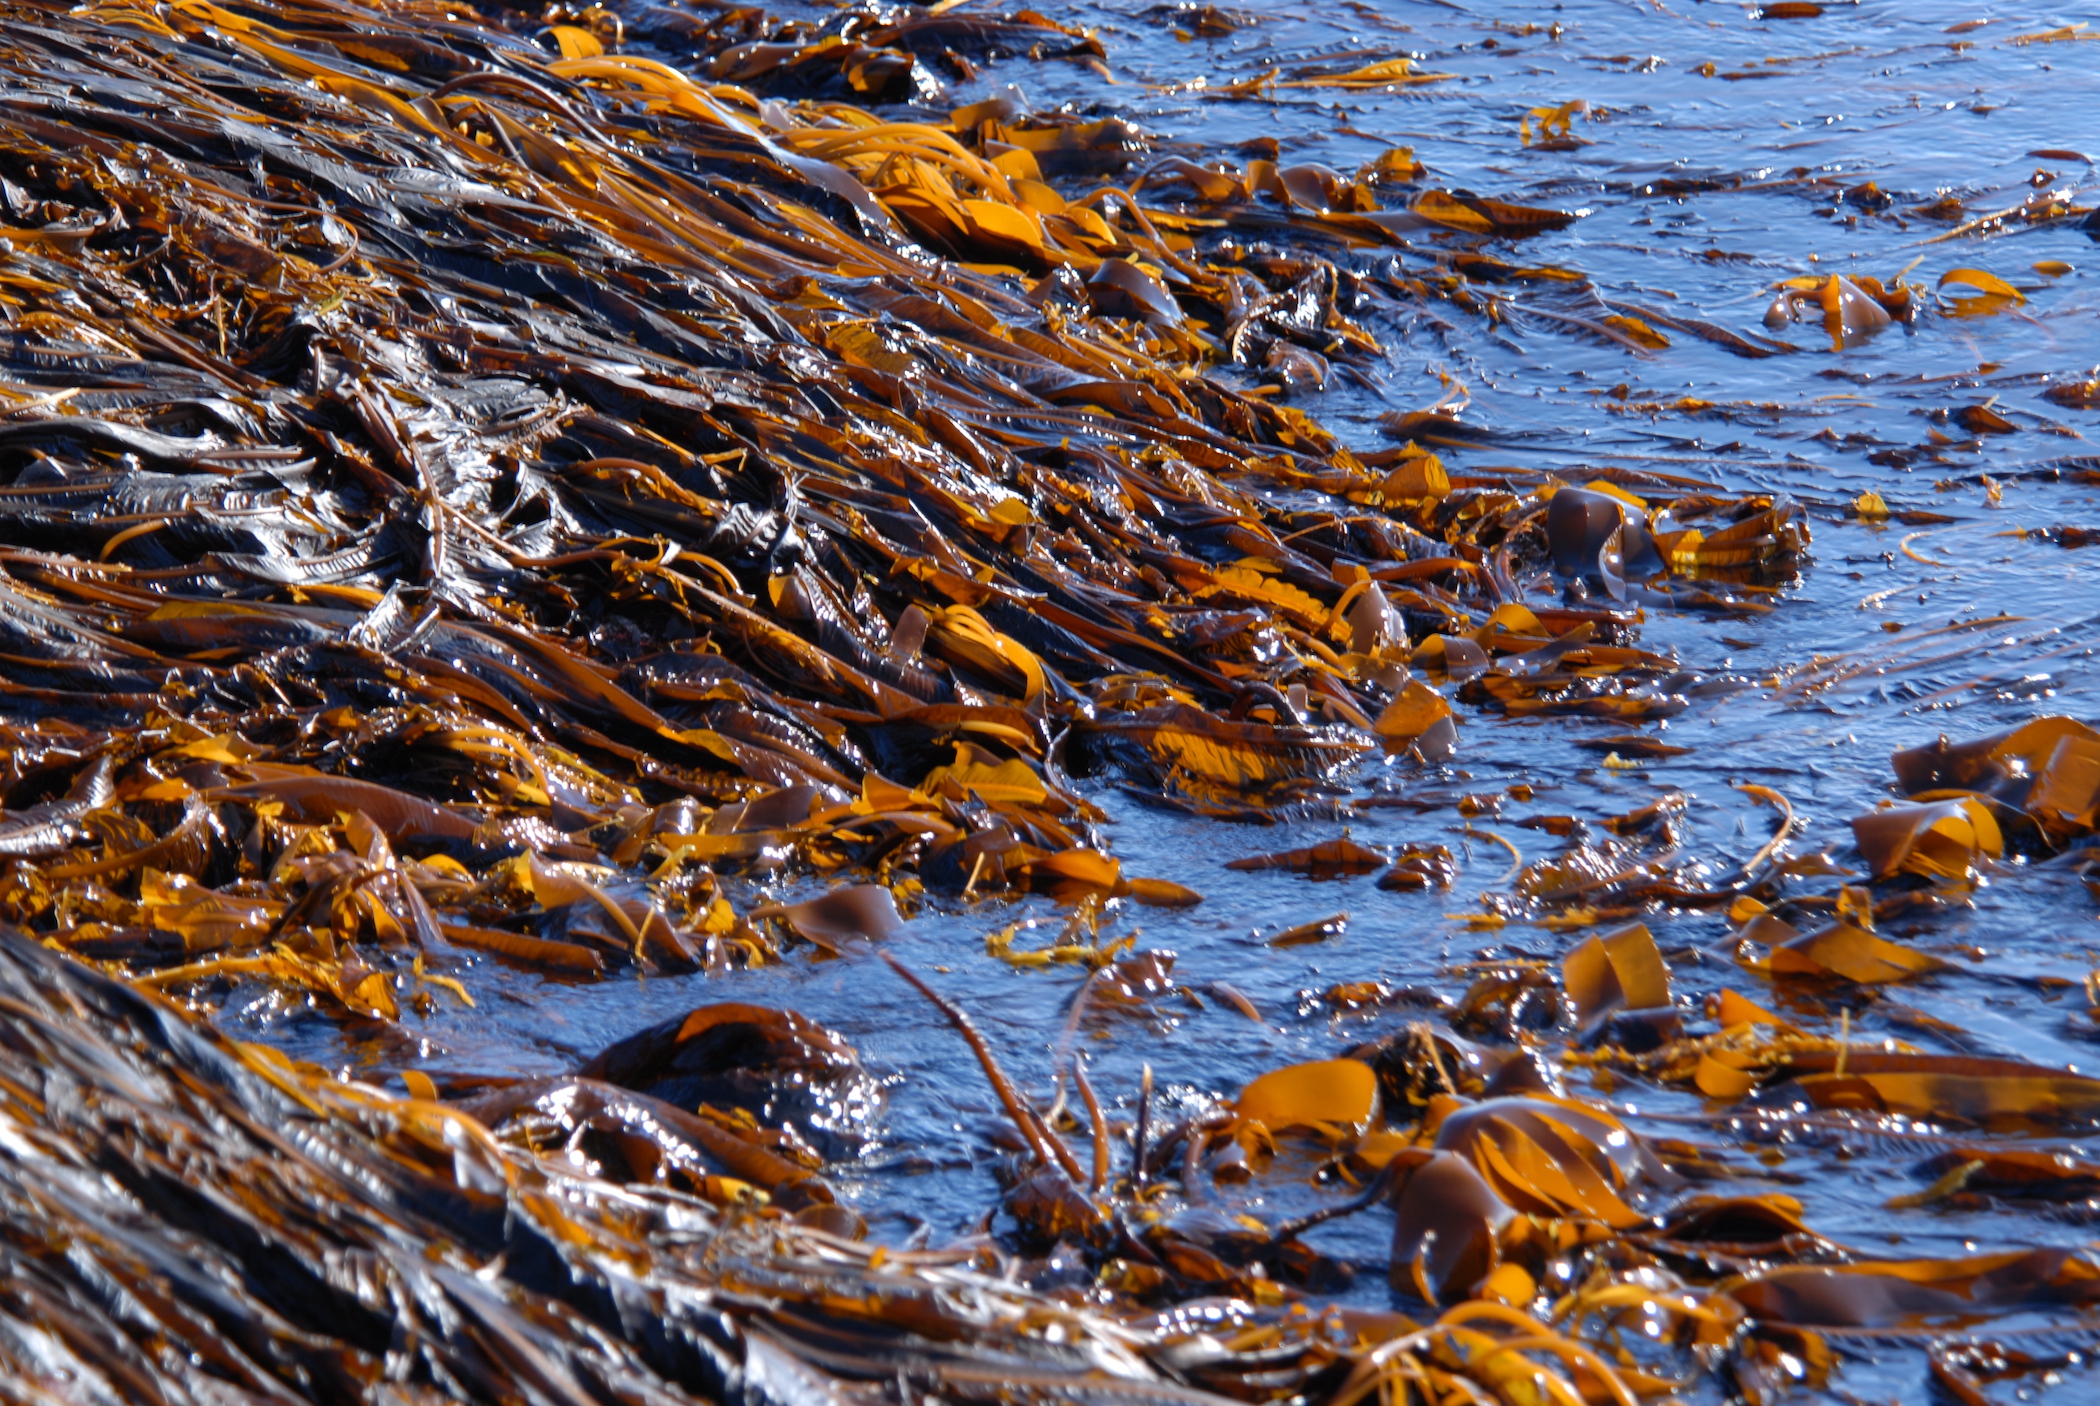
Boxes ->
[0,927,1384,1405]
[0,0,1804,1004]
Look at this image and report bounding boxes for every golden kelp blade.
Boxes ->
[1373,680,1455,754]
[1890,716,2100,842]
[1763,919,1946,985]
[1278,57,1457,90]
[1562,921,1671,1032]
[1851,797,2003,880]
[1236,1058,1380,1130]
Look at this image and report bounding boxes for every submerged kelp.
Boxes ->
[2,0,2100,1403]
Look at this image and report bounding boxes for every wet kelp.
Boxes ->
[0,927,1355,1406]
[1,1,2099,1403]
[12,912,2094,1406]
[0,0,1809,987]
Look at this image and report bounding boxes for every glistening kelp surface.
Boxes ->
[0,0,2097,1402]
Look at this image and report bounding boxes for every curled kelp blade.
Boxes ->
[1561,921,1670,1035]
[1852,797,2004,881]
[1389,1148,1515,1302]
[1891,716,2100,844]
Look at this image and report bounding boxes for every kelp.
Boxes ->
[0,924,1483,1404]
[1225,834,1385,875]
[1725,1250,2100,1325]
[1561,920,1670,1035]
[1763,271,1917,349]
[1820,713,2100,903]
[0,0,1812,941]
[0,1,2093,1402]
[1890,715,2100,845]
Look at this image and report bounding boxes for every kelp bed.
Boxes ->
[0,0,2099,1403]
